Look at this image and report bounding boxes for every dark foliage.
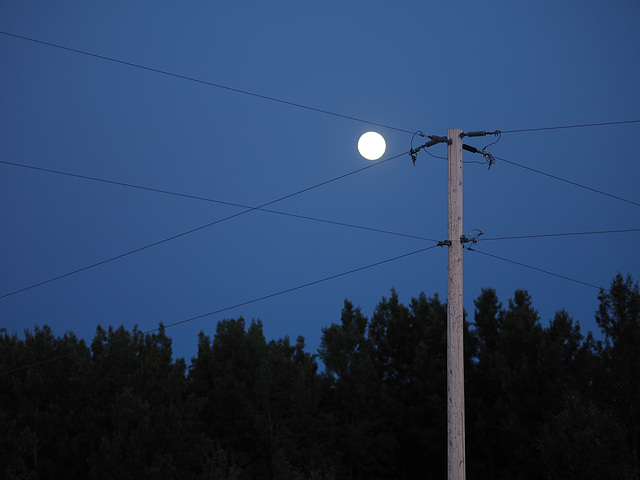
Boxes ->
[1,274,638,479]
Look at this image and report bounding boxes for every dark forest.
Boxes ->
[1,273,638,479]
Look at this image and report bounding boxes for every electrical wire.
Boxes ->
[0,243,439,375]
[425,150,448,161]
[468,248,601,290]
[159,244,439,331]
[6,157,637,248]
[480,228,640,242]
[500,120,640,134]
[0,31,415,135]
[0,151,409,299]
[0,159,439,243]
[6,159,637,267]
[494,155,640,208]
[3,154,638,300]
[463,159,490,165]
[2,232,624,374]
[5,34,639,137]
[481,132,502,151]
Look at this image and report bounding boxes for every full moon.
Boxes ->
[357,131,386,160]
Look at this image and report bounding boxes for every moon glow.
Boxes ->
[357,131,386,160]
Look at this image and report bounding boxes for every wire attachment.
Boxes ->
[461,230,484,249]
[437,240,452,247]
[485,153,496,169]
[462,143,497,169]
[410,130,426,166]
[409,132,449,165]
[427,135,452,146]
[460,130,501,138]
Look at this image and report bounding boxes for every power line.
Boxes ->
[0,158,439,243]
[2,229,628,374]
[0,159,242,204]
[5,34,639,138]
[494,155,640,208]
[0,344,89,376]
[481,228,640,242]
[468,248,601,290]
[4,32,638,207]
[0,151,408,299]
[0,31,415,135]
[4,155,639,299]
[160,244,439,330]
[0,243,439,375]
[500,120,640,134]
[6,161,638,246]
[6,160,638,260]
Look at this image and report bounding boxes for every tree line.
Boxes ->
[1,273,638,479]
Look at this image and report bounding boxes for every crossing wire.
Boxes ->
[0,31,415,135]
[0,151,409,299]
[3,155,639,299]
[0,243,439,375]
[0,159,439,243]
[4,33,640,139]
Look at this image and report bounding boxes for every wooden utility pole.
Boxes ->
[447,128,465,480]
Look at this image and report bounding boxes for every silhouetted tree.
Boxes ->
[2,275,638,479]
[319,300,385,479]
[595,273,640,478]
[87,324,212,479]
[468,289,549,478]
[368,291,451,479]
[189,318,330,479]
[0,326,91,479]
[319,290,475,479]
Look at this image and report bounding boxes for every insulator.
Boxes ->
[464,130,501,137]
[430,135,449,140]
[462,144,479,153]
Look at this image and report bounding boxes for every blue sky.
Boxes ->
[1,2,639,364]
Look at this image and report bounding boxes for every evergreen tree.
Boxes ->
[595,273,640,478]
[371,291,453,479]
[469,289,545,479]
[2,276,638,479]
[319,291,474,479]
[319,300,385,479]
[532,310,630,479]
[87,324,212,479]
[0,326,91,479]
[189,318,329,479]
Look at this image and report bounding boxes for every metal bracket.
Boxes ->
[426,135,452,146]
[410,132,451,165]
[460,230,484,249]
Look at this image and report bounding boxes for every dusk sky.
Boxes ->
[2,2,639,365]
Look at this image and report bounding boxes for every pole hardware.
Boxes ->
[460,230,483,249]
[462,144,495,169]
[410,134,452,165]
[410,131,426,165]
[410,134,450,164]
[460,130,501,138]
[427,134,453,146]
